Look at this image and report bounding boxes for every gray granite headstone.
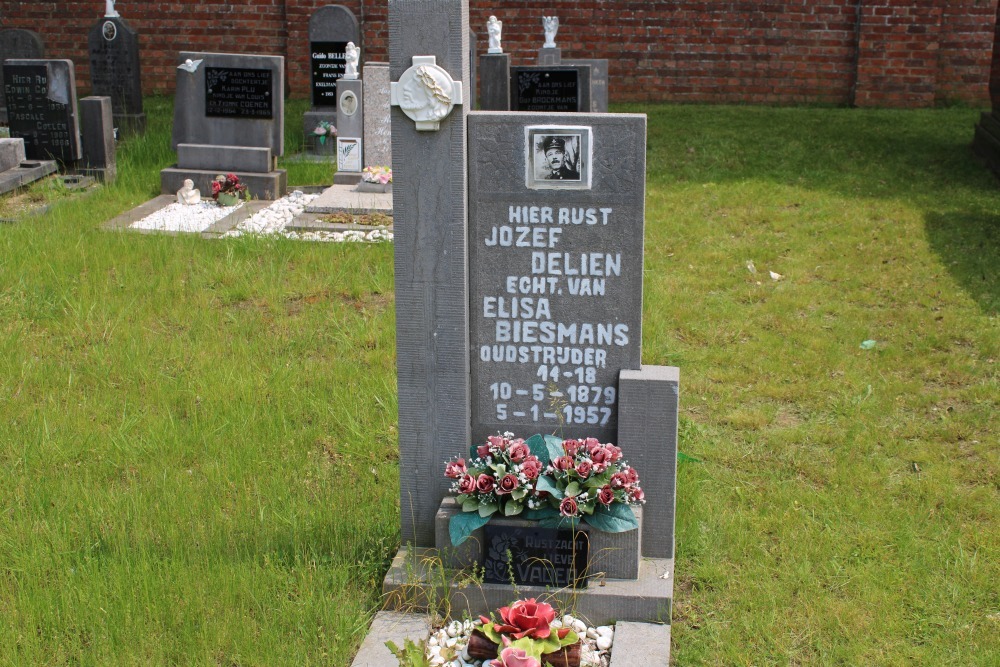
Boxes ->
[171,51,284,156]
[3,59,81,163]
[309,5,359,109]
[0,138,26,172]
[564,59,608,112]
[467,112,646,444]
[335,78,363,177]
[362,63,392,168]
[0,29,44,123]
[479,53,509,111]
[390,0,471,548]
[88,16,145,133]
[510,65,592,113]
[79,96,116,182]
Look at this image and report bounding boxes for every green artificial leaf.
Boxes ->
[522,506,560,521]
[456,494,468,504]
[526,433,549,464]
[462,498,479,512]
[544,434,566,462]
[534,476,563,499]
[508,636,547,659]
[565,481,581,497]
[449,511,491,546]
[504,501,524,517]
[469,444,479,460]
[479,502,498,518]
[511,487,528,501]
[480,619,502,645]
[556,629,579,648]
[539,514,579,531]
[585,502,639,533]
[319,135,327,146]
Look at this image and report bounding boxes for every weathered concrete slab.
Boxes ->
[0,159,57,197]
[304,183,392,214]
[383,547,673,626]
[103,193,271,238]
[349,611,431,667]
[609,622,671,667]
[160,167,286,201]
[177,144,272,173]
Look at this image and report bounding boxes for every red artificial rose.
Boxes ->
[598,485,616,505]
[559,496,579,517]
[487,435,506,451]
[477,474,495,493]
[477,444,491,458]
[629,486,645,502]
[610,472,629,489]
[606,444,623,462]
[625,466,639,485]
[520,457,542,480]
[445,458,467,479]
[458,474,477,495]
[585,437,601,453]
[493,598,556,640]
[563,439,583,456]
[591,446,613,467]
[508,441,531,463]
[575,460,592,478]
[553,455,575,471]
[496,473,519,494]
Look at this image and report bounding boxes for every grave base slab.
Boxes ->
[333,171,363,185]
[304,183,392,214]
[347,610,670,667]
[0,160,58,196]
[160,167,287,201]
[382,546,673,627]
[103,193,272,237]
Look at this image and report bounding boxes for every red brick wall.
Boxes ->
[0,0,993,108]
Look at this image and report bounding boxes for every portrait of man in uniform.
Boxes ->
[525,127,591,189]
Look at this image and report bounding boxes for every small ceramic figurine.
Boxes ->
[487,16,503,54]
[343,42,359,80]
[176,179,201,205]
[105,0,120,18]
[543,16,559,48]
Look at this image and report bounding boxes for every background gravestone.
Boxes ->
[304,5,359,156]
[88,16,145,134]
[564,58,608,112]
[3,59,81,163]
[162,52,286,199]
[510,65,592,113]
[467,112,645,444]
[0,29,44,124]
[362,62,391,168]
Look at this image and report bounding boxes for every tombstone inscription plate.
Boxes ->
[310,41,348,107]
[482,524,589,588]
[468,112,646,445]
[510,66,591,113]
[205,67,273,119]
[3,61,81,162]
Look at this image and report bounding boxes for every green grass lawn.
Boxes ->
[0,99,997,665]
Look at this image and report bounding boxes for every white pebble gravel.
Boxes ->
[130,200,241,233]
[223,190,394,243]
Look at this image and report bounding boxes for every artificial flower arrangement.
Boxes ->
[445,433,644,546]
[387,598,610,667]
[211,173,248,206]
[361,165,393,184]
[312,120,337,145]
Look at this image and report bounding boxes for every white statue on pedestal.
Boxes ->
[343,42,359,80]
[487,16,503,54]
[176,179,201,205]
[542,16,559,48]
[105,0,120,18]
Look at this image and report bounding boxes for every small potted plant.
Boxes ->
[312,120,337,146]
[211,173,247,207]
[356,165,393,193]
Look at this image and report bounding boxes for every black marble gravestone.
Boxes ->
[0,29,44,124]
[3,60,81,163]
[510,65,592,113]
[88,17,145,134]
[204,67,274,119]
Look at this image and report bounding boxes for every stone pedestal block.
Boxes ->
[0,138,26,172]
[538,46,561,66]
[160,167,286,201]
[79,96,116,182]
[478,53,509,111]
[177,144,273,173]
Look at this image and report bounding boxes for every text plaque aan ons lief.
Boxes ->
[205,67,273,119]
[468,113,647,445]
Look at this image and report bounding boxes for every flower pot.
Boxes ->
[468,629,581,667]
[216,192,241,207]
[355,181,392,194]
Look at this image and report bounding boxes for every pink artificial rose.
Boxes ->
[591,446,613,468]
[563,439,583,456]
[313,126,327,135]
[606,444,623,462]
[625,466,640,485]
[559,496,579,517]
[553,455,575,472]
[629,486,645,502]
[378,172,391,185]
[497,647,541,667]
[520,457,542,480]
[585,437,601,453]
[494,598,556,640]
[496,473,519,494]
[610,472,629,489]
[477,474,496,494]
[508,441,531,463]
[477,444,492,458]
[598,485,616,506]
[458,474,477,495]
[487,435,506,450]
[445,458,467,479]
[575,460,592,479]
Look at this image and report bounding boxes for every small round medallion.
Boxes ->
[340,90,358,116]
[102,20,117,42]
